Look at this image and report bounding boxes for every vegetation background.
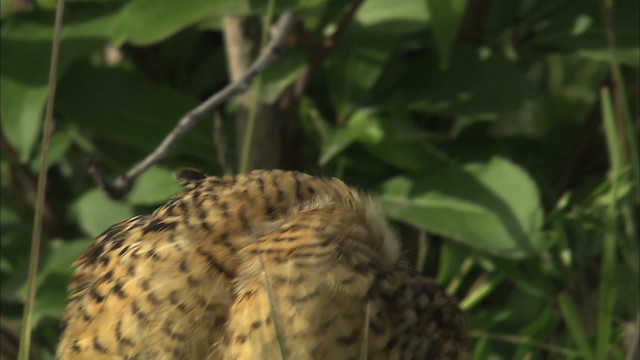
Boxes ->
[1,0,638,359]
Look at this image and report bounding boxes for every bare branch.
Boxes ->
[90,12,296,199]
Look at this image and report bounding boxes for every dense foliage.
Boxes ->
[1,0,638,359]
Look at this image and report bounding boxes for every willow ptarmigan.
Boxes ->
[57,169,466,359]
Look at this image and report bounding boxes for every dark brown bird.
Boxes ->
[57,169,466,359]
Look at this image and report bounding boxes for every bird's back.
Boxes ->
[57,169,466,359]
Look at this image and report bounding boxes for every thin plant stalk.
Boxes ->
[558,293,592,357]
[596,86,620,360]
[18,1,65,359]
[239,0,276,173]
[242,3,286,358]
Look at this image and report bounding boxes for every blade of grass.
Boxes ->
[245,4,286,357]
[445,256,475,295]
[460,274,504,311]
[601,0,639,285]
[513,307,554,358]
[596,86,620,360]
[558,293,593,357]
[469,330,583,358]
[257,247,287,360]
[601,0,639,201]
[18,1,65,359]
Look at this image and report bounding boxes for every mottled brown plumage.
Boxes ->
[57,169,466,359]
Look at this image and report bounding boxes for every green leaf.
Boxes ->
[356,0,430,34]
[380,157,544,258]
[426,0,468,68]
[558,293,593,356]
[319,108,381,165]
[357,106,443,172]
[113,0,250,45]
[528,0,639,65]
[35,239,92,287]
[127,166,181,206]
[327,25,395,116]
[29,126,73,171]
[0,6,120,160]
[32,274,71,326]
[56,63,213,159]
[328,0,431,116]
[74,188,134,237]
[15,239,92,326]
[0,79,48,161]
[402,46,543,118]
[0,257,11,273]
[258,50,305,104]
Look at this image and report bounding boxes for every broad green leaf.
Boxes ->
[15,239,91,325]
[327,24,395,116]
[0,79,48,161]
[74,188,134,237]
[314,103,442,172]
[356,0,430,34]
[328,0,430,115]
[56,63,213,159]
[403,46,543,118]
[127,166,182,206]
[426,0,467,68]
[113,0,250,45]
[319,108,381,165]
[248,0,328,13]
[363,141,437,172]
[1,6,120,160]
[29,126,74,171]
[35,238,92,287]
[357,106,443,172]
[32,274,71,326]
[380,157,544,258]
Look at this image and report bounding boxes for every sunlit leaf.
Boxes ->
[0,6,120,160]
[357,0,430,34]
[74,188,134,237]
[127,166,182,206]
[380,157,544,258]
[319,108,381,165]
[113,0,250,45]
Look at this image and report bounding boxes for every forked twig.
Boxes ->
[89,12,296,199]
